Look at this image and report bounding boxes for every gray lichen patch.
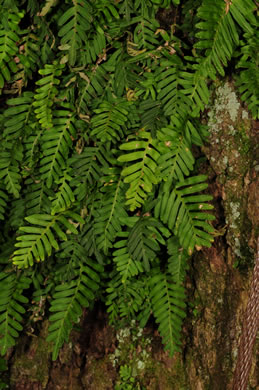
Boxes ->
[109,320,153,376]
[208,82,241,136]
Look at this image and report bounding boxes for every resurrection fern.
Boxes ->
[118,130,160,211]
[0,271,31,355]
[0,0,257,361]
[47,246,104,360]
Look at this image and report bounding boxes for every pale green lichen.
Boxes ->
[208,82,240,135]
[218,84,240,122]
[223,156,228,168]
[110,321,152,374]
[241,110,249,120]
[228,201,240,229]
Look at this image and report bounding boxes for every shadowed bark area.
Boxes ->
[5,81,258,390]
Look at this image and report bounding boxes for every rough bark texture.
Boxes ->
[4,82,259,390]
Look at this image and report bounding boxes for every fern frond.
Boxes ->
[69,144,113,190]
[157,125,195,182]
[7,198,26,229]
[113,232,144,283]
[0,11,23,88]
[3,92,34,142]
[90,99,129,142]
[58,0,92,66]
[84,25,106,65]
[0,271,31,355]
[33,63,65,130]
[12,211,84,268]
[229,0,256,34]
[236,31,259,119]
[139,99,165,133]
[24,178,53,216]
[195,0,256,79]
[23,127,43,169]
[179,62,210,114]
[155,175,215,254]
[18,32,42,78]
[156,60,194,117]
[0,150,21,198]
[81,219,105,265]
[0,186,8,220]
[133,18,160,50]
[77,65,109,114]
[93,0,120,24]
[128,217,169,272]
[167,237,189,284]
[40,107,76,188]
[149,269,186,355]
[113,51,142,96]
[47,255,103,360]
[118,130,160,211]
[50,173,75,215]
[94,168,127,254]
[106,271,147,323]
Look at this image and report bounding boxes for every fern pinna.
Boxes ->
[0,0,257,359]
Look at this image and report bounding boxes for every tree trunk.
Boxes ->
[6,81,259,390]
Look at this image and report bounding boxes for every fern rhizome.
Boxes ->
[0,0,257,360]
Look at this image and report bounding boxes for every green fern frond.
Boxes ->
[24,179,53,216]
[113,232,144,283]
[69,144,113,189]
[0,150,21,198]
[78,65,109,114]
[12,211,84,268]
[179,62,210,114]
[94,168,127,254]
[113,51,142,95]
[3,92,34,142]
[93,0,120,24]
[195,0,256,80]
[118,130,160,211]
[90,100,129,142]
[18,32,41,78]
[40,107,76,188]
[7,198,26,229]
[50,173,75,215]
[157,125,195,182]
[0,271,31,355]
[0,11,23,88]
[156,60,194,117]
[0,186,8,220]
[229,0,256,34]
[236,31,259,118]
[81,220,105,265]
[47,255,103,360]
[58,0,92,66]
[133,18,160,50]
[128,217,169,272]
[84,25,106,65]
[33,63,65,130]
[149,269,186,355]
[195,1,237,77]
[139,99,165,133]
[106,271,147,323]
[167,237,189,284]
[155,175,215,254]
